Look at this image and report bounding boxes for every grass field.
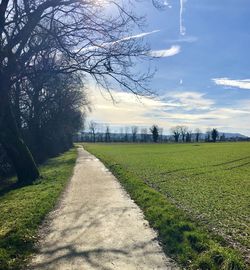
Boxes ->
[85,142,250,269]
[0,148,77,270]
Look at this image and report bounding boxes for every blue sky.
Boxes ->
[88,0,250,136]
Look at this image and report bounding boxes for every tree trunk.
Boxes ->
[0,75,40,185]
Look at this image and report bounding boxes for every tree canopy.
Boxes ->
[0,0,153,183]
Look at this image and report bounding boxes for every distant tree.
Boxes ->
[105,126,111,143]
[180,126,188,142]
[220,133,226,142]
[186,130,192,142]
[150,125,159,143]
[141,128,148,142]
[171,126,181,142]
[131,126,138,142]
[119,127,124,142]
[194,128,202,142]
[97,132,104,142]
[206,128,212,142]
[211,128,219,142]
[89,121,98,143]
[124,127,129,142]
[159,128,163,142]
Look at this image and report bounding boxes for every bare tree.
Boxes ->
[105,125,111,143]
[89,121,98,143]
[171,126,181,143]
[97,132,104,142]
[119,127,124,142]
[159,127,163,142]
[194,128,202,142]
[17,63,88,161]
[186,129,192,143]
[180,126,188,142]
[124,126,129,142]
[131,126,138,142]
[141,128,148,142]
[206,128,212,142]
[0,0,154,183]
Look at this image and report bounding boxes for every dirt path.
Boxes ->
[29,147,178,270]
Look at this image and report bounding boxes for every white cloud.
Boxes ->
[212,78,250,90]
[86,86,250,135]
[149,45,181,58]
[164,91,214,110]
[88,87,169,125]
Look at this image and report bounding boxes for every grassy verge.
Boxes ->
[0,147,77,270]
[85,145,246,270]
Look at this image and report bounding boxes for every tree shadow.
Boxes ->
[28,201,174,270]
[29,240,167,270]
[0,149,76,198]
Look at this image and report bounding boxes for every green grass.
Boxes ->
[0,147,77,270]
[85,142,250,270]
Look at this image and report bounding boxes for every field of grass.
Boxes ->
[85,142,250,269]
[0,148,77,270]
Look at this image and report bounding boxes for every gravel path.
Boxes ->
[29,147,178,270]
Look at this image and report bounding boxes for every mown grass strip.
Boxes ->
[0,147,77,270]
[86,148,246,270]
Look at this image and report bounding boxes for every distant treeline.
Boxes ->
[75,122,249,143]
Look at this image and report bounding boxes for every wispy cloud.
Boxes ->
[80,30,160,53]
[212,78,250,90]
[167,36,197,43]
[165,91,214,110]
[180,0,187,36]
[118,30,160,42]
[149,45,181,58]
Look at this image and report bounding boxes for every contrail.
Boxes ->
[180,0,186,36]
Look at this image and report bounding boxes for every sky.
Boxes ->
[87,0,250,136]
